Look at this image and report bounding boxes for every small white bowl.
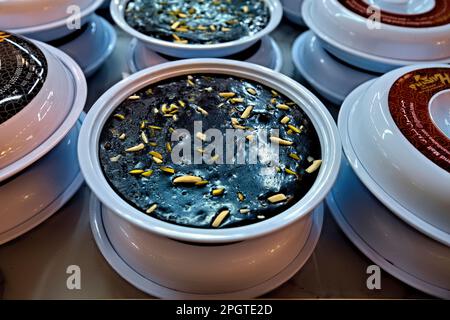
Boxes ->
[0,41,87,244]
[340,67,450,245]
[78,59,341,294]
[281,0,305,26]
[292,31,378,105]
[1,0,104,41]
[0,33,78,171]
[128,36,283,73]
[110,0,283,58]
[327,156,450,299]
[53,14,117,77]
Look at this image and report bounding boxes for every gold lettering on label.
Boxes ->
[409,73,450,91]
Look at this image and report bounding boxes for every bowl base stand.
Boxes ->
[89,193,324,299]
[0,120,85,245]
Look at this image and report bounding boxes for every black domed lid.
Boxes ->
[0,32,48,124]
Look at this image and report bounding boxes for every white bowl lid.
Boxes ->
[388,66,450,170]
[0,0,96,30]
[302,0,450,61]
[346,64,450,235]
[0,32,76,171]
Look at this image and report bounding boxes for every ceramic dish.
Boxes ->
[101,0,111,9]
[0,37,87,244]
[0,33,74,170]
[0,119,84,245]
[326,78,450,297]
[1,0,105,42]
[281,0,305,26]
[78,59,341,294]
[0,33,85,176]
[111,0,283,58]
[292,31,378,105]
[90,194,324,298]
[339,66,450,245]
[52,14,117,77]
[128,36,283,73]
[327,157,450,299]
[302,0,450,73]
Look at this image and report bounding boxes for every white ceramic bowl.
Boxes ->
[110,0,283,58]
[1,0,104,41]
[128,36,283,73]
[327,157,450,299]
[281,0,305,26]
[0,33,77,171]
[302,0,450,61]
[0,41,87,244]
[53,14,117,77]
[292,31,378,105]
[340,66,450,245]
[78,59,341,294]
[302,0,450,73]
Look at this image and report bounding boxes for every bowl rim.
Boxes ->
[291,31,377,104]
[127,35,283,74]
[0,41,87,182]
[78,59,341,244]
[338,79,450,246]
[110,0,283,53]
[302,0,450,65]
[57,14,117,77]
[4,0,104,34]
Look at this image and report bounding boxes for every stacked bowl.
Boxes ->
[328,64,450,298]
[0,32,86,244]
[0,0,116,77]
[79,59,341,298]
[280,0,305,26]
[110,0,284,73]
[293,0,450,104]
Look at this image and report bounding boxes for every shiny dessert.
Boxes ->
[99,74,322,228]
[124,0,270,44]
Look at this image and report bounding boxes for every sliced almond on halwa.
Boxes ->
[306,160,322,174]
[212,210,230,228]
[173,175,203,184]
[268,193,287,203]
